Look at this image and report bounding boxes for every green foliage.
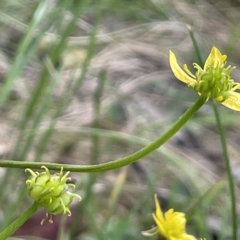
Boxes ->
[0,0,239,239]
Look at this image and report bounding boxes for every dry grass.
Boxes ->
[0,0,240,239]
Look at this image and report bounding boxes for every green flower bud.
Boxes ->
[43,192,75,215]
[25,166,81,216]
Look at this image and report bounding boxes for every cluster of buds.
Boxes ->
[193,54,236,101]
[26,166,81,217]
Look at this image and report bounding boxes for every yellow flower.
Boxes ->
[26,166,81,217]
[142,194,197,240]
[169,46,240,111]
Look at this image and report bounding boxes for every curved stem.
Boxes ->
[211,99,237,240]
[0,97,206,172]
[0,202,39,240]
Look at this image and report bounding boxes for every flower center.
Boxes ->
[193,64,235,101]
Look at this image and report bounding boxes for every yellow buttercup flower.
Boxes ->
[142,194,197,240]
[169,46,240,111]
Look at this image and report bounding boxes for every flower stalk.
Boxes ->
[0,202,39,240]
[211,99,237,240]
[0,97,206,172]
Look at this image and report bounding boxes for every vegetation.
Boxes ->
[0,0,239,239]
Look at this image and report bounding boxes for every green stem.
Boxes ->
[0,202,39,240]
[187,25,204,67]
[211,99,237,240]
[0,97,205,172]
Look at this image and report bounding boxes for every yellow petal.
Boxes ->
[154,194,164,221]
[183,64,195,78]
[169,50,196,86]
[219,92,240,111]
[181,234,198,240]
[204,46,226,70]
[231,83,240,91]
[153,194,167,237]
[153,194,165,227]
[152,213,167,238]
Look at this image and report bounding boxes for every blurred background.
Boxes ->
[0,0,240,239]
